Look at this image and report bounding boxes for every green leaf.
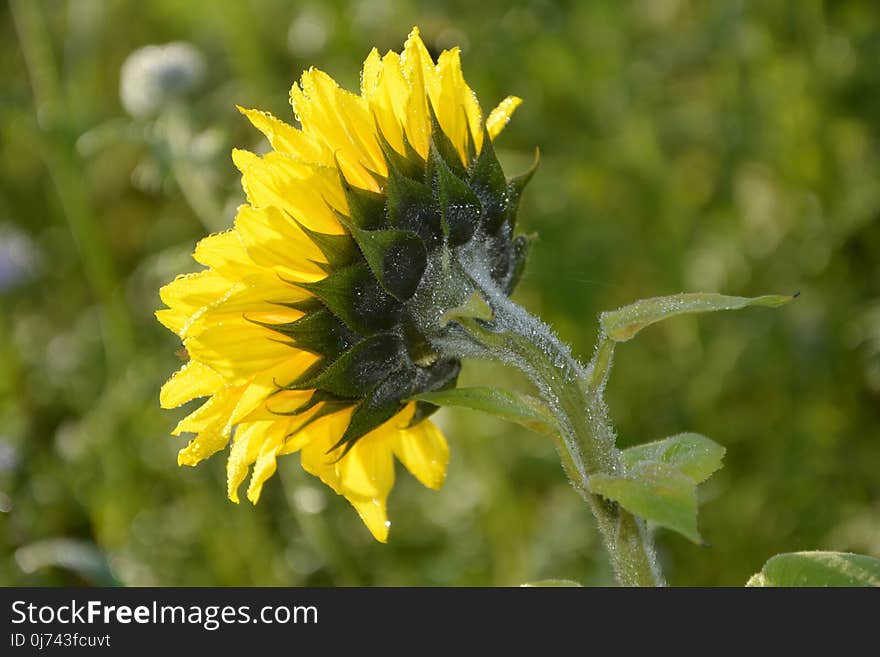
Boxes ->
[746,551,880,587]
[600,292,796,342]
[520,579,583,587]
[589,462,701,543]
[410,386,556,436]
[621,433,725,484]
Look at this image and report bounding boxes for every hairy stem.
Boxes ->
[437,263,663,586]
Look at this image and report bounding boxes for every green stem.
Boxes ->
[11,0,135,369]
[445,278,663,586]
[159,105,226,232]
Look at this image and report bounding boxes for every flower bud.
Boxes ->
[120,42,205,118]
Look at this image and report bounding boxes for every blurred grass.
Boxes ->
[1,0,878,586]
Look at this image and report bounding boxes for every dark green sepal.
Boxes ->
[342,219,428,302]
[329,368,413,455]
[291,332,404,398]
[274,297,324,314]
[279,357,326,391]
[266,308,359,360]
[293,217,361,269]
[266,388,351,416]
[484,226,515,288]
[508,147,540,197]
[469,124,508,233]
[288,400,353,436]
[408,401,440,428]
[401,315,440,367]
[407,358,462,428]
[374,119,425,182]
[338,171,388,230]
[502,147,540,232]
[385,165,443,250]
[504,234,531,294]
[430,144,481,246]
[297,262,402,335]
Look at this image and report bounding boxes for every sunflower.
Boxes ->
[157,27,533,542]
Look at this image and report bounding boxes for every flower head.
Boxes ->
[157,27,533,541]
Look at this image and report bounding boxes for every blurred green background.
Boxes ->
[1,0,878,586]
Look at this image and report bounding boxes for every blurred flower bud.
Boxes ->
[287,8,331,57]
[0,224,39,292]
[119,42,206,119]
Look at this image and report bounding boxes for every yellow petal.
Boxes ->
[177,424,231,466]
[298,407,355,494]
[393,419,449,490]
[361,48,406,153]
[242,389,314,423]
[172,280,306,342]
[291,68,386,187]
[227,420,272,502]
[246,427,286,503]
[486,96,523,140]
[337,432,395,500]
[424,36,483,155]
[306,69,388,175]
[234,204,326,277]
[462,92,484,155]
[157,271,231,336]
[192,230,252,275]
[160,360,224,409]
[227,351,318,427]
[175,388,243,466]
[192,229,319,299]
[349,496,390,543]
[363,51,410,155]
[240,310,304,331]
[237,106,330,165]
[232,149,346,233]
[185,323,295,384]
[400,27,439,159]
[360,48,383,97]
[434,49,470,164]
[172,386,239,436]
[278,423,314,455]
[155,309,186,337]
